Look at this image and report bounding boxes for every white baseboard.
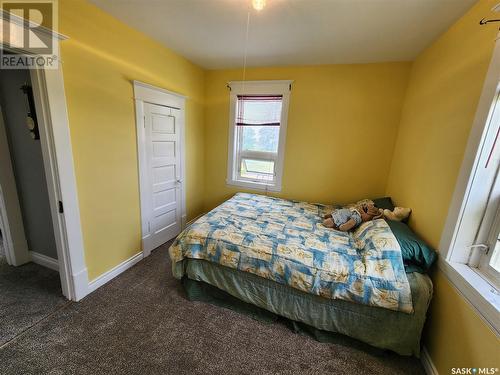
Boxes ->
[87,252,143,294]
[421,346,439,375]
[30,251,59,271]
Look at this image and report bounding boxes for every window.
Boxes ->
[441,81,500,333]
[226,81,292,191]
[479,203,500,285]
[467,138,500,290]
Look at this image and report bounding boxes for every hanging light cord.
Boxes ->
[242,10,251,89]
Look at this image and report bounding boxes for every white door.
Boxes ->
[142,102,182,255]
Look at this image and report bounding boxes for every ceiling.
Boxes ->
[90,0,478,70]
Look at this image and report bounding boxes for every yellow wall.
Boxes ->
[59,0,205,280]
[204,63,411,211]
[385,0,500,372]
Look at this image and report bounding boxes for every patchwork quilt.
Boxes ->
[169,193,413,313]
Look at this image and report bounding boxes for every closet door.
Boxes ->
[141,103,182,255]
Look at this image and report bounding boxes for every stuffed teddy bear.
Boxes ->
[323,203,383,231]
[383,207,411,222]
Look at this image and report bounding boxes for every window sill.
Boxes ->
[226,178,281,192]
[438,258,500,334]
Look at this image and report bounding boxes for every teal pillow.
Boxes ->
[386,220,437,273]
[372,197,395,211]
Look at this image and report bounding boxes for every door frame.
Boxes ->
[0,11,88,301]
[133,80,186,257]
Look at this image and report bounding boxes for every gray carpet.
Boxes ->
[0,241,425,375]
[0,254,67,346]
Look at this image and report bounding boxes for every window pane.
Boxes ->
[237,96,282,126]
[241,159,274,182]
[489,233,500,273]
[241,126,280,153]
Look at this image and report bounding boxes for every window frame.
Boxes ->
[439,30,500,335]
[226,80,292,192]
[465,104,500,291]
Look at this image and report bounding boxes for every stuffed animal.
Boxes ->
[383,207,411,222]
[323,203,383,231]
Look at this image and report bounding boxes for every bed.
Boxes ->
[169,193,433,357]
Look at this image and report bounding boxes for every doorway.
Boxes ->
[0,14,87,303]
[0,68,68,346]
[0,69,58,267]
[0,57,87,303]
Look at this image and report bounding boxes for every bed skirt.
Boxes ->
[174,259,433,357]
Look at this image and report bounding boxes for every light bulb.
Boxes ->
[252,0,266,11]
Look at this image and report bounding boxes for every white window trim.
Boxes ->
[226,80,292,192]
[439,29,500,335]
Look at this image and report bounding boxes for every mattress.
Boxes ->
[170,193,413,313]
